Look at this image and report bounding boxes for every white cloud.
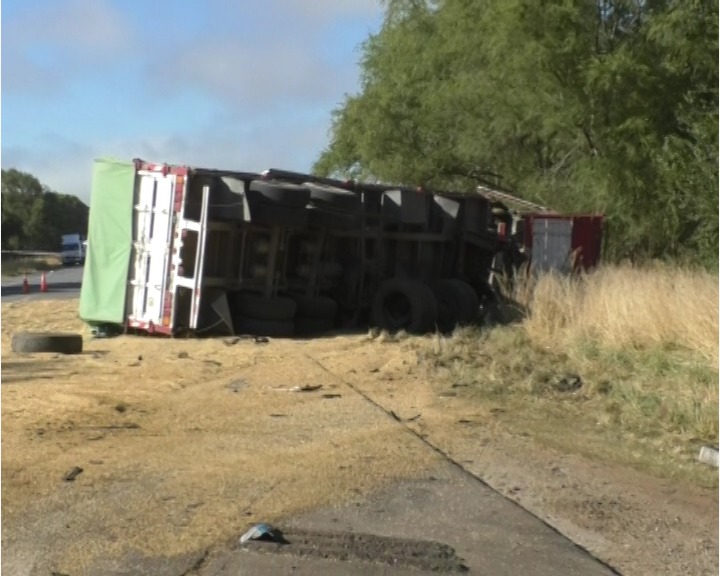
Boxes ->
[149,39,358,112]
[6,0,134,54]
[2,120,331,205]
[2,0,385,202]
[3,0,137,94]
[204,0,383,27]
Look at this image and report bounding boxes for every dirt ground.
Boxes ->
[1,299,717,576]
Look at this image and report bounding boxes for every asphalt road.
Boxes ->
[1,265,84,301]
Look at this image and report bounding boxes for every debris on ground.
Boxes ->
[698,446,719,467]
[239,523,286,545]
[63,467,83,482]
[226,379,247,393]
[290,384,323,393]
[224,336,270,346]
[552,374,583,393]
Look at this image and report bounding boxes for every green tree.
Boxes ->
[315,0,718,266]
[1,169,89,251]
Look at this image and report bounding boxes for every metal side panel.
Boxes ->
[531,218,573,274]
[188,184,211,329]
[128,173,175,326]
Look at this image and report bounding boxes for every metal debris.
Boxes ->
[64,466,84,482]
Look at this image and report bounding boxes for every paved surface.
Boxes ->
[1,266,84,301]
[82,462,619,576]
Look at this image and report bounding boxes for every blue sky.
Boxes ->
[2,0,384,204]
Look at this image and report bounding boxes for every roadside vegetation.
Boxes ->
[415,264,719,486]
[1,169,89,252]
[1,255,64,277]
[315,0,718,268]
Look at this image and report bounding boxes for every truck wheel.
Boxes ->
[11,332,83,355]
[291,295,338,319]
[235,317,295,338]
[248,180,311,208]
[304,182,362,213]
[231,292,297,321]
[371,279,437,334]
[432,279,480,333]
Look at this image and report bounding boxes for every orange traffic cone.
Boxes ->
[22,274,30,294]
[40,273,48,293]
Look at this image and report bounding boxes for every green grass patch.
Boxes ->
[412,325,719,487]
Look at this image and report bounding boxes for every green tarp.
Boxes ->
[78,159,136,325]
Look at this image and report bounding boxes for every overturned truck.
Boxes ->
[78,158,534,337]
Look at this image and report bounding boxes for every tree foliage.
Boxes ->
[315,0,718,266]
[1,169,89,251]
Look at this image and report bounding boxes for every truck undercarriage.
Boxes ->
[79,159,601,338]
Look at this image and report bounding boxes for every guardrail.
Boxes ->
[1,251,62,258]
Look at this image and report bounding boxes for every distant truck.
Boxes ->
[61,233,86,266]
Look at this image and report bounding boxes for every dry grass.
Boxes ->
[415,264,719,486]
[516,263,719,364]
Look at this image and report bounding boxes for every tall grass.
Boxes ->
[416,264,719,481]
[516,264,719,366]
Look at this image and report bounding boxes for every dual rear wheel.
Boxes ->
[371,278,479,335]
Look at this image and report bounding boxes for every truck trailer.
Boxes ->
[78,158,596,338]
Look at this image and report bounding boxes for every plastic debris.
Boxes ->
[698,446,719,467]
[239,523,284,544]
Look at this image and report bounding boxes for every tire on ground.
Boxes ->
[248,180,311,208]
[235,316,295,338]
[295,315,336,336]
[231,292,297,321]
[291,295,338,319]
[11,332,83,355]
[431,279,480,333]
[371,279,437,334]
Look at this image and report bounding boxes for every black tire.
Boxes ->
[231,292,297,321]
[304,182,362,213]
[249,180,310,208]
[432,279,480,333]
[291,295,338,319]
[235,316,295,338]
[11,332,83,355]
[295,315,336,336]
[371,279,437,334]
